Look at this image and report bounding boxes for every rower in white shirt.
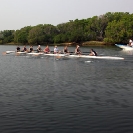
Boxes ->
[54,46,61,54]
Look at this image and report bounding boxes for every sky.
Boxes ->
[0,0,133,31]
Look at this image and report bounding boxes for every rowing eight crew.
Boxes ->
[16,45,97,56]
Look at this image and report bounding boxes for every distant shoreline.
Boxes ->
[1,41,114,46]
[61,41,113,46]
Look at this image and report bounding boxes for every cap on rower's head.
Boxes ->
[38,45,40,47]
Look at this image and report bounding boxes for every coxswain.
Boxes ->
[89,49,97,56]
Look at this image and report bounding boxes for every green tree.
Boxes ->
[1,30,14,43]
[43,24,59,43]
[104,13,133,43]
[14,26,32,44]
[28,25,44,45]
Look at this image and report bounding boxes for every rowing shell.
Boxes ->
[67,55,124,60]
[5,51,41,55]
[16,51,27,54]
[5,51,27,54]
[44,53,68,57]
[4,51,124,60]
[6,51,15,54]
[43,53,124,60]
[27,52,44,55]
[21,53,126,60]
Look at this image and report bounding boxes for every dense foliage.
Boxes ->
[0,12,133,45]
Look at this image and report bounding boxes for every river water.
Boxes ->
[0,45,133,133]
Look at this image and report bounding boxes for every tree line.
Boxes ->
[0,12,133,45]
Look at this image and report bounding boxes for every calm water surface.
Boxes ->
[0,45,133,133]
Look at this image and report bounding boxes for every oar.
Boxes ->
[2,51,15,55]
[15,51,28,56]
[54,51,62,59]
[15,52,21,56]
[2,52,7,55]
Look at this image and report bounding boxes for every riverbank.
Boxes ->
[82,41,113,46]
[1,41,114,46]
[60,41,113,46]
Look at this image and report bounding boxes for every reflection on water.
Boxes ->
[0,45,133,133]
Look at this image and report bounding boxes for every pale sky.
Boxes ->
[0,0,133,31]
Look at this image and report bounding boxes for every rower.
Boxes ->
[37,45,42,53]
[75,45,81,55]
[21,45,27,52]
[29,45,33,53]
[16,46,20,52]
[63,46,69,54]
[89,49,97,56]
[54,45,60,54]
[43,45,50,54]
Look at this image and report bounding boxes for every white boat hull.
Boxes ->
[6,51,15,54]
[45,53,124,60]
[44,53,68,57]
[27,52,44,55]
[16,52,27,54]
[69,55,124,60]
[5,51,27,54]
[115,44,133,50]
